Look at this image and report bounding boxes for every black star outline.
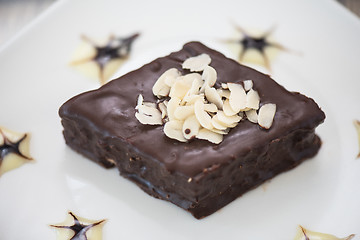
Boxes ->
[50,212,106,240]
[0,128,32,168]
[71,33,140,85]
[224,24,288,71]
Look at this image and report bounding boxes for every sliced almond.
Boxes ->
[135,105,162,125]
[158,102,168,119]
[227,82,247,113]
[194,99,213,130]
[143,102,157,108]
[223,99,238,116]
[137,53,271,145]
[136,94,144,107]
[183,94,204,105]
[211,115,228,130]
[200,65,217,92]
[217,89,231,99]
[243,80,253,91]
[245,109,258,123]
[182,73,202,86]
[196,128,223,144]
[258,103,276,129]
[164,75,178,87]
[174,105,194,120]
[216,110,241,127]
[204,85,223,109]
[164,120,187,142]
[153,68,180,97]
[209,128,230,135]
[182,53,211,72]
[169,80,192,99]
[182,115,201,139]
[137,104,159,116]
[246,89,260,110]
[204,103,218,113]
[167,97,181,121]
[187,74,204,96]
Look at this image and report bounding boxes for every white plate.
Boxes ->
[1,0,360,239]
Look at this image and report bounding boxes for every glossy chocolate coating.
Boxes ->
[59,42,325,218]
[60,42,325,177]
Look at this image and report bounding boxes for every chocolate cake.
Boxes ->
[59,41,325,219]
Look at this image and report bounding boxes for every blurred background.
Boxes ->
[0,0,359,47]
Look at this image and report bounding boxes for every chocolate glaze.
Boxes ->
[60,41,325,177]
[59,42,325,218]
[50,212,105,240]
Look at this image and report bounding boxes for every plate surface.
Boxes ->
[1,0,360,239]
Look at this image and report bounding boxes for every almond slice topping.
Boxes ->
[194,99,213,130]
[143,102,157,108]
[136,54,276,144]
[135,105,163,125]
[243,80,253,91]
[174,105,194,120]
[204,103,218,113]
[246,89,260,110]
[167,97,181,121]
[245,109,258,123]
[187,75,204,96]
[182,53,211,72]
[196,128,223,144]
[183,94,204,105]
[211,115,228,130]
[217,89,231,99]
[169,80,191,99]
[182,115,201,139]
[223,99,238,116]
[216,110,242,127]
[209,127,230,135]
[181,73,202,88]
[158,102,168,119]
[200,65,217,92]
[204,85,223,109]
[258,103,276,129]
[136,94,144,106]
[227,82,247,113]
[164,120,187,142]
[152,68,180,96]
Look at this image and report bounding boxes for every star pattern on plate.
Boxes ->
[0,127,32,176]
[70,33,140,85]
[50,212,106,240]
[294,225,355,240]
[224,24,287,71]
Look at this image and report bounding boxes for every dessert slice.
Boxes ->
[59,41,325,219]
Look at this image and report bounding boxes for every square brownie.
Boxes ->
[59,41,325,219]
